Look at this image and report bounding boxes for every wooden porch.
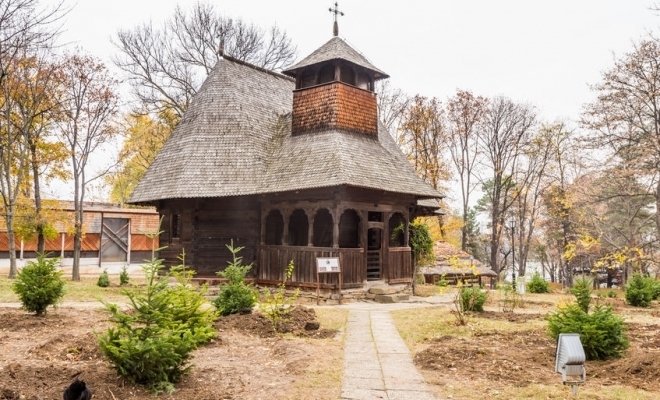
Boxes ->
[256,245,412,289]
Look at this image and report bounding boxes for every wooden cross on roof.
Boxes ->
[329,2,344,37]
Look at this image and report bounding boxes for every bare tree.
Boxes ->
[56,52,119,281]
[376,80,410,138]
[446,90,487,251]
[0,0,63,278]
[582,35,660,236]
[511,123,557,277]
[113,2,297,119]
[477,96,536,279]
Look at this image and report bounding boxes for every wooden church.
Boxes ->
[128,19,443,290]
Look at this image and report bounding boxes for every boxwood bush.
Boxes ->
[460,286,488,312]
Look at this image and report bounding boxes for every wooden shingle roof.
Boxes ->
[282,36,389,80]
[128,55,441,204]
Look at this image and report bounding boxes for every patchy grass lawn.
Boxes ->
[392,291,660,399]
[0,276,145,304]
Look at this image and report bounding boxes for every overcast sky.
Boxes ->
[48,0,660,122]
[42,0,660,202]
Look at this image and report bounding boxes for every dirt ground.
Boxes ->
[414,309,660,396]
[3,294,660,400]
[0,306,340,400]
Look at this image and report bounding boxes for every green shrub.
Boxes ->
[527,272,550,294]
[651,279,660,300]
[607,289,617,298]
[98,256,217,394]
[625,274,655,307]
[571,276,592,313]
[11,254,65,316]
[260,260,300,329]
[97,269,110,287]
[546,303,628,360]
[459,286,487,312]
[500,284,523,313]
[214,242,257,316]
[119,265,130,286]
[435,275,448,287]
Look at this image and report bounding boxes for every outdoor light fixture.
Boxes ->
[555,333,586,396]
[508,218,516,291]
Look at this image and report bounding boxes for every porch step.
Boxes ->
[374,294,410,303]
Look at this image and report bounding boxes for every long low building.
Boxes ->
[0,201,159,271]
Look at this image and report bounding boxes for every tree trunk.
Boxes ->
[72,170,82,281]
[7,209,17,278]
[31,147,45,253]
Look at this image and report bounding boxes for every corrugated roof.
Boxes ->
[283,36,389,80]
[128,56,442,204]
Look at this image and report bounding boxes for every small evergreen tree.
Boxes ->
[527,272,550,293]
[571,275,592,313]
[11,254,65,316]
[625,274,655,307]
[97,269,110,287]
[214,241,257,316]
[119,265,130,286]
[547,274,628,360]
[98,253,217,393]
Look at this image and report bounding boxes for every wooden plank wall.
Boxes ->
[258,246,364,285]
[0,233,100,252]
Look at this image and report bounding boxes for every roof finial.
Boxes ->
[329,2,344,37]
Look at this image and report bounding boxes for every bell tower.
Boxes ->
[282,6,389,137]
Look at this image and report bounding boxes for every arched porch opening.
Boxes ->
[339,209,360,248]
[313,208,333,247]
[264,209,284,245]
[288,209,308,246]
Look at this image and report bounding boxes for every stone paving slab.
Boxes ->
[340,308,437,399]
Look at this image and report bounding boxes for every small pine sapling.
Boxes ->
[11,254,65,316]
[119,265,130,286]
[214,241,257,316]
[527,272,550,293]
[546,274,628,360]
[97,223,217,394]
[571,276,592,313]
[97,269,110,287]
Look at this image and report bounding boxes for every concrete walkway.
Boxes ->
[340,302,439,400]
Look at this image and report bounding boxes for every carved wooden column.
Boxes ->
[332,207,340,249]
[260,206,268,245]
[307,208,315,247]
[383,212,391,281]
[282,208,291,246]
[403,208,410,247]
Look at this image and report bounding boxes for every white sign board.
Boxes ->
[316,257,340,273]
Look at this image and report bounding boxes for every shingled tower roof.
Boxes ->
[128,55,440,204]
[282,36,389,80]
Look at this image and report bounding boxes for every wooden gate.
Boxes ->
[100,218,129,263]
